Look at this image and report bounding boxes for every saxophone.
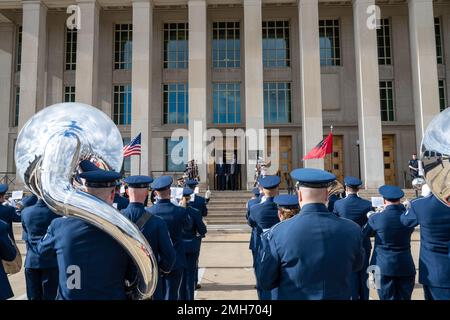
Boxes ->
[15,102,157,299]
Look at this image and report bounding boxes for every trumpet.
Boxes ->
[328,180,345,200]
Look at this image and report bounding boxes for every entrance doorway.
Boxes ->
[324,135,344,183]
[209,137,242,190]
[383,135,396,185]
[267,136,292,189]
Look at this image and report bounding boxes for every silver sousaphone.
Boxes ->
[420,107,450,207]
[15,102,157,299]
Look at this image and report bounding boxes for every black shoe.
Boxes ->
[196,284,201,290]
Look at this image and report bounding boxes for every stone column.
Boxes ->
[244,0,264,189]
[353,0,385,188]
[298,0,324,169]
[131,0,153,175]
[0,23,14,172]
[408,0,440,151]
[75,0,99,105]
[18,0,47,129]
[188,0,207,184]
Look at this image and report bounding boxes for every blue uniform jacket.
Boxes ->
[0,220,16,300]
[259,203,364,300]
[401,195,450,287]
[190,195,208,217]
[247,196,262,251]
[0,203,21,241]
[21,199,59,269]
[114,193,130,211]
[248,197,279,254]
[327,194,340,212]
[38,217,132,300]
[182,206,207,254]
[149,199,188,270]
[334,194,373,252]
[363,204,415,277]
[121,202,176,273]
[21,195,38,208]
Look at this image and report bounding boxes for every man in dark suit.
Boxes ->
[215,157,226,191]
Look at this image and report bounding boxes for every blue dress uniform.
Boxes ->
[21,194,38,209]
[259,168,365,300]
[121,175,176,300]
[0,184,22,241]
[400,194,450,300]
[185,180,208,217]
[248,175,281,300]
[149,175,189,300]
[247,188,262,268]
[21,199,59,300]
[180,188,207,300]
[114,190,130,210]
[363,185,416,300]
[38,170,133,300]
[0,220,16,300]
[333,176,373,300]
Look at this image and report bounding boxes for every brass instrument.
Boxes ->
[15,102,158,299]
[327,180,345,199]
[420,107,450,207]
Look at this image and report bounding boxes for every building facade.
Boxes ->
[0,0,449,190]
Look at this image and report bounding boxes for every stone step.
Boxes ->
[206,219,248,225]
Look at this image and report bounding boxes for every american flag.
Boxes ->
[123,133,141,158]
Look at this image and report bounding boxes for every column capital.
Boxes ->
[407,0,433,4]
[21,0,48,10]
[297,0,318,5]
[351,0,374,4]
[132,0,153,6]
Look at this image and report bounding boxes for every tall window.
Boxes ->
[122,137,131,175]
[213,82,241,124]
[165,137,187,172]
[65,28,77,70]
[164,23,188,69]
[113,84,132,125]
[380,81,395,121]
[377,18,392,65]
[262,21,290,68]
[163,83,188,124]
[439,79,447,111]
[16,26,22,72]
[319,20,341,66]
[114,24,133,70]
[64,86,76,102]
[264,82,291,124]
[435,17,444,65]
[212,22,240,68]
[13,87,20,127]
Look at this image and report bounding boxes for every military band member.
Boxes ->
[248,175,281,300]
[333,176,373,300]
[179,187,207,300]
[259,168,364,300]
[149,175,189,300]
[121,175,175,300]
[38,169,133,300]
[21,198,59,300]
[185,179,208,217]
[0,184,21,241]
[114,182,129,210]
[363,185,415,300]
[247,187,263,269]
[0,220,16,300]
[401,193,450,300]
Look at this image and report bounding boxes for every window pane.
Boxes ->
[166,138,187,172]
[319,20,341,66]
[263,20,290,68]
[114,24,132,70]
[263,82,292,124]
[212,82,241,124]
[164,23,189,69]
[163,83,189,124]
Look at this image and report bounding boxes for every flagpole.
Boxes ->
[330,125,334,175]
[139,154,141,175]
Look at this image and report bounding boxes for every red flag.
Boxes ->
[303,132,333,160]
